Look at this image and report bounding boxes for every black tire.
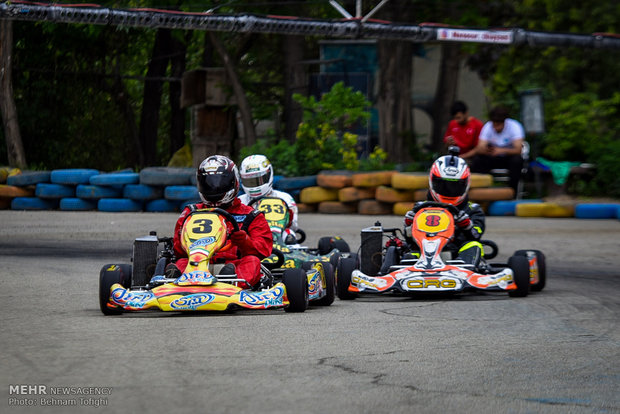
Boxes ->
[317,236,351,255]
[379,246,400,275]
[336,257,357,300]
[508,255,530,298]
[315,262,335,306]
[515,249,546,292]
[282,268,308,312]
[99,264,132,315]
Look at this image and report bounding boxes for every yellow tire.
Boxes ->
[468,187,514,201]
[375,186,415,203]
[0,168,8,185]
[338,187,376,202]
[516,203,548,217]
[318,201,358,214]
[352,171,396,188]
[393,202,414,216]
[470,173,493,188]
[0,184,35,198]
[316,171,353,189]
[390,172,428,190]
[300,186,339,204]
[357,199,393,215]
[542,202,575,218]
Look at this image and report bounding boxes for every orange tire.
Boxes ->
[414,189,428,201]
[296,203,317,214]
[468,187,514,201]
[375,186,415,203]
[316,170,353,189]
[391,172,428,190]
[0,197,11,209]
[300,186,339,204]
[393,202,414,216]
[352,171,396,188]
[318,201,358,214]
[338,186,376,202]
[0,184,35,198]
[357,199,393,215]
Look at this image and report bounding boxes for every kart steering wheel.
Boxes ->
[262,248,286,270]
[208,207,240,234]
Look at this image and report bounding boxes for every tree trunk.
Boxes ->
[169,34,187,158]
[0,20,26,169]
[431,43,461,153]
[283,35,306,143]
[208,32,256,150]
[138,29,170,167]
[377,40,414,164]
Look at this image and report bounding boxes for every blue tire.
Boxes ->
[60,198,97,211]
[275,175,318,192]
[123,184,163,200]
[165,185,200,201]
[487,199,543,216]
[575,203,620,219]
[76,184,122,199]
[11,197,57,210]
[90,172,139,186]
[140,167,194,186]
[98,198,143,212]
[50,169,100,185]
[145,199,180,212]
[35,183,75,199]
[7,171,51,186]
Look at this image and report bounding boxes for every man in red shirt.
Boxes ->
[170,155,273,288]
[443,101,483,160]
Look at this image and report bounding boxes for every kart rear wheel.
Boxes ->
[315,262,335,306]
[318,236,350,255]
[336,257,357,300]
[508,255,530,298]
[282,268,308,313]
[514,249,546,292]
[99,264,132,315]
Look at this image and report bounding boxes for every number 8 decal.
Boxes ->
[425,215,441,226]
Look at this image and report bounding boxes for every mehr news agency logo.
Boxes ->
[8,384,113,407]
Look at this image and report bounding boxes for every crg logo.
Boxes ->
[405,279,458,289]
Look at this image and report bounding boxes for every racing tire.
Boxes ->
[295,229,306,244]
[318,236,350,255]
[514,249,546,292]
[282,268,308,313]
[508,255,530,298]
[336,257,357,300]
[315,262,335,306]
[99,264,132,315]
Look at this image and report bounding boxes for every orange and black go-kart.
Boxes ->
[98,207,311,315]
[337,201,546,300]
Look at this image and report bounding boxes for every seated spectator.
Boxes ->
[470,106,524,196]
[443,101,483,161]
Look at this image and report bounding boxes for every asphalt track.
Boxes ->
[0,210,619,414]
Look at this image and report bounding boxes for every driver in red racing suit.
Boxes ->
[170,155,272,288]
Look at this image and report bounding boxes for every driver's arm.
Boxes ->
[234,213,273,259]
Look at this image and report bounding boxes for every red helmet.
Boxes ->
[196,155,240,207]
[428,153,471,205]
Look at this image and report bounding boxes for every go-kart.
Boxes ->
[337,201,546,299]
[99,207,311,315]
[249,196,355,306]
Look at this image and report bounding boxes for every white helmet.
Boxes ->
[428,150,471,206]
[240,154,273,198]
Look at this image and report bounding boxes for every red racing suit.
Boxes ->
[172,198,273,287]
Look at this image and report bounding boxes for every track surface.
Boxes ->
[1,211,619,414]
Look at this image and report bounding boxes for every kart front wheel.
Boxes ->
[514,249,546,292]
[99,264,132,315]
[508,255,530,298]
[336,257,357,300]
[282,268,308,313]
[315,262,335,306]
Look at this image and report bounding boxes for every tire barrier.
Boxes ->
[468,187,515,202]
[90,172,139,186]
[50,169,100,185]
[516,203,548,217]
[12,197,58,210]
[317,201,358,214]
[98,198,143,212]
[164,185,200,201]
[574,203,620,219]
[375,186,415,203]
[300,186,339,204]
[60,198,97,211]
[352,171,396,188]
[470,173,494,188]
[0,167,21,184]
[488,200,543,216]
[139,167,194,186]
[275,175,317,192]
[36,183,75,199]
[338,187,376,202]
[296,203,317,213]
[75,184,123,199]
[0,184,35,198]
[390,172,428,190]
[7,171,51,186]
[145,199,180,213]
[393,201,414,216]
[123,184,164,200]
[357,199,393,215]
[316,170,353,189]
[0,197,11,209]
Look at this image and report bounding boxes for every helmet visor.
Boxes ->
[241,170,271,189]
[198,173,236,201]
[431,176,468,198]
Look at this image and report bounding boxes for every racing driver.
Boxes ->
[168,155,273,288]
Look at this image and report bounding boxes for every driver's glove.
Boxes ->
[403,210,415,238]
[230,230,252,252]
[454,210,473,230]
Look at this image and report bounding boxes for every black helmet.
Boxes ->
[196,155,240,207]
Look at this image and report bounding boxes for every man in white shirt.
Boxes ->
[470,106,525,196]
